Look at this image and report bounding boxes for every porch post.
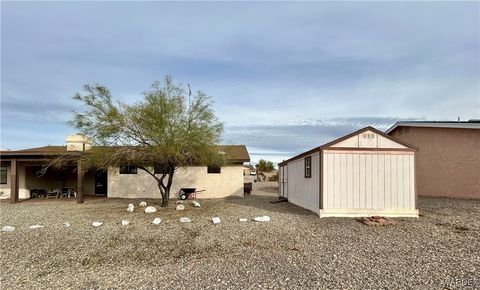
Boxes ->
[10,158,18,203]
[77,161,84,204]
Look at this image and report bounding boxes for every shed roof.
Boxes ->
[386,120,480,134]
[0,145,250,163]
[278,126,416,167]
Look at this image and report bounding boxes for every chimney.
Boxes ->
[65,133,92,151]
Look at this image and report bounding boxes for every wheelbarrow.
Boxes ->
[178,188,206,200]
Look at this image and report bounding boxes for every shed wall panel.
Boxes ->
[286,152,320,213]
[346,154,354,208]
[322,151,415,214]
[385,155,391,208]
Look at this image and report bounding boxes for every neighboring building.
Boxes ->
[243,164,257,184]
[386,120,480,199]
[278,127,419,218]
[0,134,250,202]
[243,164,256,176]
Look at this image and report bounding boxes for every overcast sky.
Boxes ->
[1,1,479,163]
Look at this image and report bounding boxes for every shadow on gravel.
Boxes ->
[224,194,315,216]
[254,184,279,194]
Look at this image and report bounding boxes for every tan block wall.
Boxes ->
[390,127,480,199]
[108,165,244,199]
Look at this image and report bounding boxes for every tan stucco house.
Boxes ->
[386,120,480,199]
[0,134,250,202]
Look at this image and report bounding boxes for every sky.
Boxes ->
[1,1,479,164]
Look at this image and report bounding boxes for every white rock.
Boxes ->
[92,221,103,227]
[253,216,271,222]
[63,222,71,228]
[152,218,161,225]
[192,201,201,208]
[175,200,184,204]
[2,226,15,232]
[139,201,147,207]
[127,204,134,212]
[179,217,191,223]
[29,224,44,229]
[144,206,157,213]
[121,220,130,226]
[212,217,221,224]
[176,205,185,211]
[238,218,248,222]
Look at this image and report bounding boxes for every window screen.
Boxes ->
[0,166,7,184]
[304,156,312,178]
[119,164,137,174]
[207,165,221,174]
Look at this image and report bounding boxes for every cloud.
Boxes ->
[222,117,419,163]
[1,1,478,159]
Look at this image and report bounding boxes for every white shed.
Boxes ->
[278,127,419,218]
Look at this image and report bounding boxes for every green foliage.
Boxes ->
[69,76,224,206]
[257,159,275,172]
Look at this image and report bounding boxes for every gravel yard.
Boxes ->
[1,182,479,289]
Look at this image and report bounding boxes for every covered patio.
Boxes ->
[0,146,98,203]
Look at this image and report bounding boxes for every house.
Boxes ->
[0,134,250,202]
[243,164,256,176]
[386,120,480,199]
[278,127,419,218]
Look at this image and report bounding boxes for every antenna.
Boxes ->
[458,116,460,122]
[188,83,192,108]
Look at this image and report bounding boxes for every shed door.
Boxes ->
[280,166,288,198]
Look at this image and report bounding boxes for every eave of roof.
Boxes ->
[386,121,480,134]
[0,145,250,163]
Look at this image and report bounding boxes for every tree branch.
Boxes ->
[137,166,161,183]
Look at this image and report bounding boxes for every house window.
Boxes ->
[0,166,7,184]
[207,165,221,174]
[304,156,312,178]
[119,164,137,174]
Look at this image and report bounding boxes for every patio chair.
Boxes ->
[60,187,77,198]
[45,182,63,199]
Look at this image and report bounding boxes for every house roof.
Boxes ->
[386,120,480,134]
[219,145,250,163]
[0,145,250,163]
[278,126,416,167]
[244,164,256,171]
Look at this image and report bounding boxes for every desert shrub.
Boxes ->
[257,159,275,172]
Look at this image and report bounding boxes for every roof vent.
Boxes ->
[65,134,92,151]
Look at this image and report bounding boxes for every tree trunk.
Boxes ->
[162,186,170,207]
[158,182,168,207]
[138,165,175,207]
[161,169,175,207]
